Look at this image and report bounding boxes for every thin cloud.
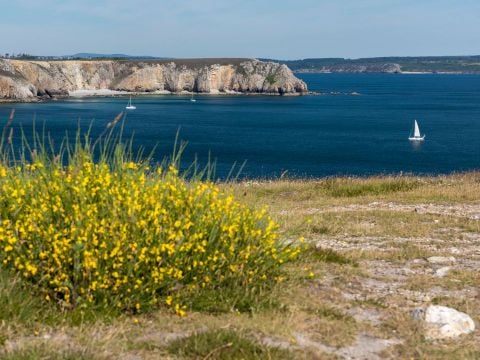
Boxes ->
[0,0,478,58]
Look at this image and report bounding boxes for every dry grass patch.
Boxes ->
[301,306,359,347]
[229,173,480,208]
[404,270,480,292]
[348,243,434,262]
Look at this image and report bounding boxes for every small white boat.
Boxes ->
[126,96,136,110]
[408,120,425,141]
[190,93,196,102]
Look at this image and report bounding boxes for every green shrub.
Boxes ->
[0,123,300,314]
[265,74,277,85]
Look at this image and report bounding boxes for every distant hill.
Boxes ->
[0,53,172,61]
[68,53,169,60]
[263,56,480,74]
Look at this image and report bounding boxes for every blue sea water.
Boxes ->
[0,73,479,178]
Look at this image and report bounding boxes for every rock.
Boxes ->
[427,256,456,264]
[434,266,451,278]
[449,247,461,255]
[0,58,307,101]
[119,355,143,360]
[412,258,426,264]
[424,305,475,340]
[401,267,415,275]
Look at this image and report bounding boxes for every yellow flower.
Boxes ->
[0,154,297,313]
[175,304,187,317]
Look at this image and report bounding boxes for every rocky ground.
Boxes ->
[0,175,479,359]
[301,204,479,359]
[234,176,480,359]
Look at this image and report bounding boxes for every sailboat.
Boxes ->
[190,92,196,102]
[408,120,425,141]
[126,96,136,110]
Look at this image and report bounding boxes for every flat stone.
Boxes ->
[434,266,451,278]
[412,259,426,264]
[401,267,415,275]
[450,247,462,255]
[424,305,475,340]
[427,256,456,264]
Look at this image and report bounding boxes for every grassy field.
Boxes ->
[1,174,479,359]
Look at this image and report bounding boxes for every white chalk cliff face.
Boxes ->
[0,59,307,100]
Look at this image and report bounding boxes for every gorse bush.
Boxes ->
[0,115,300,314]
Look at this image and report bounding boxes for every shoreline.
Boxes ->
[0,91,362,103]
[0,90,304,104]
[69,89,305,97]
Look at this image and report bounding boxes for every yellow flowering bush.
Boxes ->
[0,151,300,314]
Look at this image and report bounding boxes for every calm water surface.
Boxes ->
[1,74,479,178]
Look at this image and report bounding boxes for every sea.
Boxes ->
[1,73,479,179]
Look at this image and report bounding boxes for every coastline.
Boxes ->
[0,58,307,102]
[0,90,303,104]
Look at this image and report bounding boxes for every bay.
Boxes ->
[0,73,479,178]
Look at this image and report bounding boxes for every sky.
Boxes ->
[0,0,479,59]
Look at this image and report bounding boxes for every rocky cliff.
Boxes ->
[0,58,307,100]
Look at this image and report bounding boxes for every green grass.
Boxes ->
[166,329,294,360]
[304,246,357,266]
[0,269,53,326]
[185,286,284,314]
[0,268,122,328]
[1,346,96,360]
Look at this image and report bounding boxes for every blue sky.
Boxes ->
[1,0,479,59]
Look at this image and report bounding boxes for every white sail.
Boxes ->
[414,120,421,137]
[126,96,136,110]
[409,119,425,141]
